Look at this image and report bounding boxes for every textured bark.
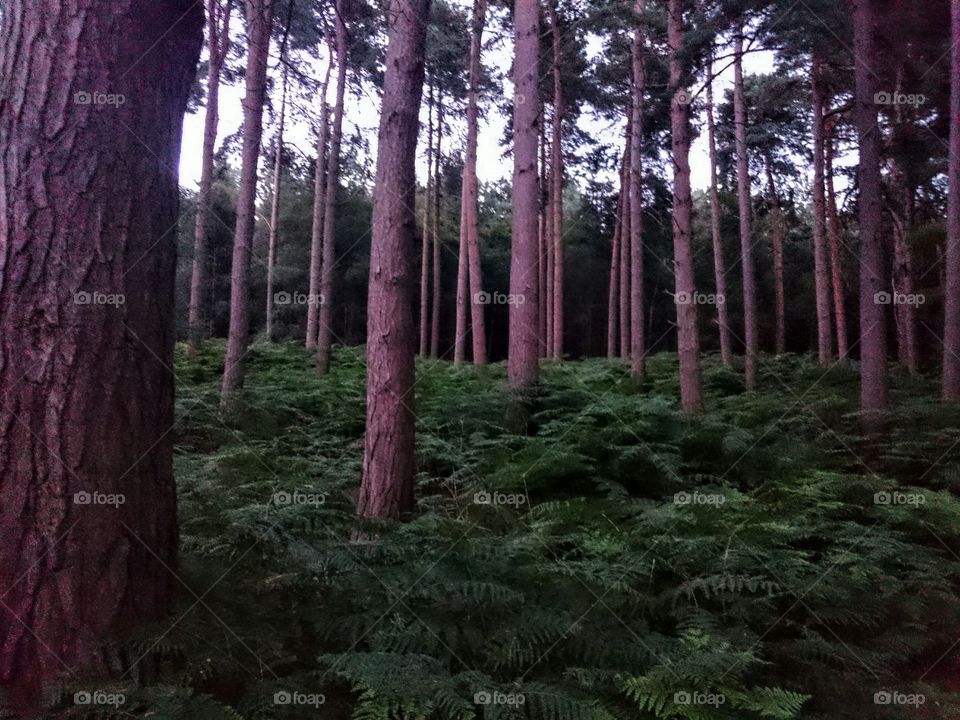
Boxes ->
[358,0,430,519]
[507,0,541,428]
[550,1,564,361]
[0,0,202,700]
[607,152,627,359]
[419,84,434,356]
[430,99,443,358]
[946,0,960,399]
[454,95,469,366]
[265,66,288,343]
[629,0,646,380]
[306,55,333,350]
[853,0,888,422]
[545,114,555,359]
[669,0,703,411]
[619,117,632,360]
[316,0,348,375]
[764,154,786,355]
[824,117,850,360]
[811,57,834,365]
[221,0,275,408]
[539,106,549,357]
[733,27,758,388]
[705,59,733,367]
[464,0,488,365]
[188,0,233,355]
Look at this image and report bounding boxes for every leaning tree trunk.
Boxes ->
[307,55,334,350]
[430,99,443,358]
[824,116,850,360]
[358,0,431,519]
[0,0,202,701]
[221,0,275,409]
[669,0,703,412]
[550,0,565,361]
[853,0,888,425]
[946,0,960,400]
[607,151,627,358]
[316,0,348,375]
[506,0,541,430]
[734,26,759,389]
[188,0,233,355]
[706,57,733,367]
[811,56,834,365]
[419,83,435,356]
[764,154,786,355]
[266,65,288,343]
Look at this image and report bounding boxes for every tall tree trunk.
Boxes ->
[266,65,288,343]
[316,0,348,375]
[619,116,632,360]
[221,0,275,409]
[706,57,733,367]
[507,0,541,429]
[550,0,564,360]
[607,151,627,358]
[853,0,888,425]
[545,111,555,359]
[539,104,549,357]
[629,0,646,380]
[358,0,431,519]
[0,0,202,700]
[430,98,443,357]
[307,55,334,350]
[764,154,786,355]
[454,91,469,366]
[188,0,233,355]
[733,26,759,388]
[824,116,850,360]
[669,0,703,411]
[946,0,960,400]
[419,83,435,356]
[464,0,489,365]
[811,56,834,364]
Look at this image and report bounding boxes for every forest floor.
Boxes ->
[57,343,960,719]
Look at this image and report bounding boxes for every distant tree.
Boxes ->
[946,0,960,399]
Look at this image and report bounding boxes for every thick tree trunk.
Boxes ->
[734,27,759,388]
[946,0,960,399]
[669,0,703,411]
[853,0,888,424]
[607,151,627,359]
[266,66,288,343]
[316,0,348,375]
[619,117,632,360]
[419,84,434,356]
[188,0,232,355]
[890,71,918,374]
[307,56,333,350]
[764,154,786,355]
[507,0,541,429]
[430,99,443,358]
[358,0,431,519]
[811,57,834,365]
[706,59,733,367]
[550,1,564,360]
[629,0,646,381]
[221,0,275,409]
[824,117,850,360]
[0,0,202,700]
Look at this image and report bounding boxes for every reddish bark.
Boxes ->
[221,0,276,408]
[0,0,202,700]
[629,0,646,380]
[764,154,786,355]
[430,98,443,358]
[811,57,834,365]
[946,0,960,399]
[419,84,435,356]
[307,55,333,350]
[358,0,431,519]
[545,113,555,358]
[188,0,233,355]
[539,105,549,357]
[550,1,564,361]
[266,65,288,343]
[824,117,850,360]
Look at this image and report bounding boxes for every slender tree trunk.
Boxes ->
[221,0,275,409]
[619,117,632,360]
[316,0,348,375]
[358,0,431,520]
[266,65,288,343]
[607,151,627,358]
[307,55,334,350]
[430,99,443,357]
[853,0,888,425]
[539,104,549,357]
[507,0,541,429]
[811,56,834,364]
[419,83,435,356]
[733,27,759,388]
[550,0,564,360]
[824,116,850,360]
[454,123,469,366]
[188,0,232,355]
[946,0,960,400]
[0,0,201,701]
[706,58,733,367]
[545,111,555,359]
[669,0,703,411]
[629,0,646,380]
[764,154,786,355]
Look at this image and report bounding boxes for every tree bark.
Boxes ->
[550,0,564,361]
[307,54,334,350]
[946,0,960,399]
[265,65,288,343]
[539,104,549,357]
[669,0,703,411]
[607,151,627,358]
[619,116,632,360]
[764,154,786,355]
[221,0,275,409]
[545,111,555,359]
[706,57,733,367]
[629,0,646,380]
[419,83,434,356]
[188,0,233,355]
[316,0,348,375]
[430,97,443,358]
[454,91,469,365]
[0,0,202,700]
[358,0,431,519]
[824,116,850,360]
[811,56,834,365]
[507,0,541,429]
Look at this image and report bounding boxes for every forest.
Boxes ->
[2,0,960,717]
